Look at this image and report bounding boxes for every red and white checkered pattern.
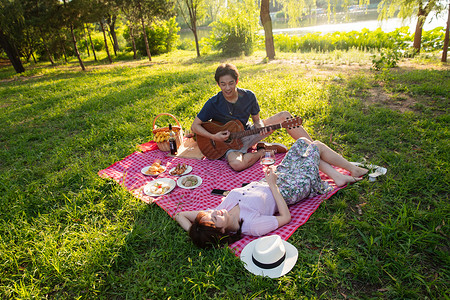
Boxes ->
[98,141,349,257]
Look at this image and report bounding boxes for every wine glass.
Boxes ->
[260,150,275,167]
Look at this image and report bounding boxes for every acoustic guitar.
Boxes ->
[196,116,303,159]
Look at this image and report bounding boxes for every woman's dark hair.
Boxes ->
[188,211,243,248]
[214,63,239,83]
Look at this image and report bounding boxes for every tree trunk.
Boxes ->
[108,30,116,56]
[86,24,97,61]
[141,16,152,61]
[130,26,137,59]
[83,24,90,57]
[61,36,68,62]
[260,0,275,60]
[187,4,200,57]
[39,29,55,65]
[442,3,450,62]
[69,23,85,71]
[193,29,201,57]
[107,15,119,53]
[413,8,427,53]
[0,29,25,73]
[100,20,113,63]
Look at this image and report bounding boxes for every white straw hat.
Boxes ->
[240,235,298,278]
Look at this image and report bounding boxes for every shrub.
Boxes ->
[125,17,179,56]
[205,0,258,57]
[371,48,401,70]
[272,26,438,54]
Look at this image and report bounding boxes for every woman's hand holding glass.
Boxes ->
[260,149,275,167]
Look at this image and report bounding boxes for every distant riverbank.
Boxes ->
[179,9,446,40]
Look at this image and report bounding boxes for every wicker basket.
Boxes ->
[152,113,183,152]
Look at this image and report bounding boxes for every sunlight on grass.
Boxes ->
[0,49,448,299]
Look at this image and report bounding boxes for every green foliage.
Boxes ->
[371,48,401,70]
[0,51,448,299]
[127,17,180,56]
[421,26,446,52]
[273,26,445,54]
[205,0,258,57]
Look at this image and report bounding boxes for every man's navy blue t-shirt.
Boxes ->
[196,88,260,130]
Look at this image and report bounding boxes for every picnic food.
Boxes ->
[148,181,171,195]
[145,159,165,175]
[154,131,170,143]
[153,128,179,143]
[170,163,187,175]
[181,176,198,187]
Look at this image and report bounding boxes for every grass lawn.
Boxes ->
[0,49,449,299]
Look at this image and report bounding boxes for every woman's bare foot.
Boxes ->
[350,166,368,178]
[334,174,363,187]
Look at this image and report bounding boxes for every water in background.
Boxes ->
[179,9,447,40]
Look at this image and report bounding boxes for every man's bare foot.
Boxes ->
[334,174,363,187]
[350,166,369,178]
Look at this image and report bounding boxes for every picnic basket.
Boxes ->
[152,113,183,152]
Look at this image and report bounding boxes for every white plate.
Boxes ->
[143,178,176,196]
[168,165,192,176]
[177,175,202,189]
[141,165,166,176]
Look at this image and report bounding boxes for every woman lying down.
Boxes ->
[175,138,368,248]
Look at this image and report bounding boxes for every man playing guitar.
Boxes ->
[191,63,312,171]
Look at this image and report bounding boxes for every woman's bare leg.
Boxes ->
[312,140,368,176]
[298,138,368,186]
[318,160,361,187]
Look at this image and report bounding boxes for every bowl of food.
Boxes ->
[177,175,202,189]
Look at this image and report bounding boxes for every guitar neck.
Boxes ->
[230,123,282,139]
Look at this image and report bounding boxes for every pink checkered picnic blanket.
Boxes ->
[98,142,348,256]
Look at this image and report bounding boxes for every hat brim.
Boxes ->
[240,237,298,278]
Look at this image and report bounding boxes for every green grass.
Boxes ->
[0,50,449,299]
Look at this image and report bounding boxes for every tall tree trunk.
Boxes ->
[100,20,113,63]
[0,29,25,73]
[141,16,152,61]
[83,24,90,57]
[413,8,427,53]
[187,5,200,57]
[442,3,450,62]
[39,29,55,65]
[130,26,137,59]
[108,30,116,56]
[61,36,68,62]
[86,24,97,61]
[69,23,85,71]
[260,0,275,60]
[107,15,119,53]
[193,29,200,57]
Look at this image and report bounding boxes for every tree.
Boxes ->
[442,1,449,62]
[125,0,175,61]
[260,0,275,60]
[0,0,25,73]
[62,0,85,70]
[378,0,446,53]
[175,0,206,57]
